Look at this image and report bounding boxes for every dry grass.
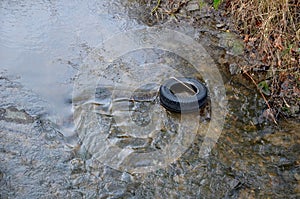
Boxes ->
[226,0,300,118]
[146,0,299,118]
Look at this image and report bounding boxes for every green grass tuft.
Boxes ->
[213,0,222,9]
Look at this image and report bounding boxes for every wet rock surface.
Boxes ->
[0,107,34,124]
[0,75,68,198]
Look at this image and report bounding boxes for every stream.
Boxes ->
[0,0,299,198]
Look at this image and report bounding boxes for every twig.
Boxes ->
[242,69,278,124]
[164,0,190,15]
[151,0,161,14]
[171,77,197,94]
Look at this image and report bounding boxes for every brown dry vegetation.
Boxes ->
[145,0,299,119]
[225,0,299,118]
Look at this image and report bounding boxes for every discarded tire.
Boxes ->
[159,77,207,113]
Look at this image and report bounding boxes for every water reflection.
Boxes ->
[0,0,141,122]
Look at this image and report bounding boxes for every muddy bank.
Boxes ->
[126,0,299,120]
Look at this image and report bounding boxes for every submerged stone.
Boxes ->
[218,32,244,56]
[0,107,34,124]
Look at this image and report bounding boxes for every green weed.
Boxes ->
[213,0,222,9]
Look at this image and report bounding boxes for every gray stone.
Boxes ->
[186,3,200,11]
[229,63,241,75]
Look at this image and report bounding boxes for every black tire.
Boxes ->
[159,77,207,113]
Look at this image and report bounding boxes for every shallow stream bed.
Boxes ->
[0,1,299,198]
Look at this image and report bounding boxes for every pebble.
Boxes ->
[216,23,225,28]
[186,3,199,11]
[294,173,300,181]
[229,63,241,75]
[121,172,133,183]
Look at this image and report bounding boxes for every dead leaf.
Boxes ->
[274,35,283,51]
[244,34,249,43]
[277,59,282,67]
[249,37,257,42]
[293,86,300,96]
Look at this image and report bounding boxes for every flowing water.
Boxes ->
[0,0,299,198]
